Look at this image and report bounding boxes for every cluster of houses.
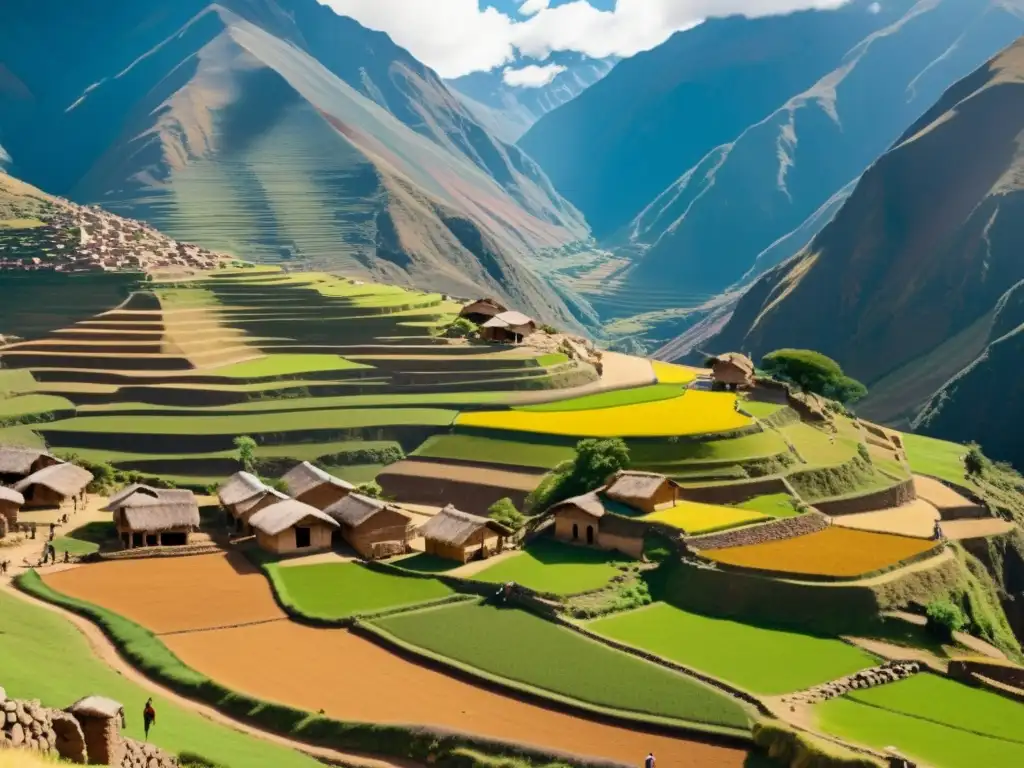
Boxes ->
[459,298,538,344]
[0,199,226,273]
[0,447,93,536]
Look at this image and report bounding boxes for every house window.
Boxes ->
[295,526,312,548]
[586,525,595,545]
[572,523,579,540]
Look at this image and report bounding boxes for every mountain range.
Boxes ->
[0,0,589,327]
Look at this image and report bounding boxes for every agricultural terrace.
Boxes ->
[699,528,939,579]
[643,500,772,535]
[514,383,685,412]
[816,674,1024,768]
[37,557,750,766]
[901,432,972,487]
[267,561,455,620]
[456,390,752,438]
[468,538,625,595]
[0,591,319,768]
[733,494,802,518]
[589,603,877,695]
[370,601,751,731]
[652,361,702,384]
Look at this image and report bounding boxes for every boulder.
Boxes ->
[10,722,25,746]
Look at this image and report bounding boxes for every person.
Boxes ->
[645,753,655,768]
[47,544,56,563]
[73,497,78,514]
[143,698,156,739]
[63,550,70,564]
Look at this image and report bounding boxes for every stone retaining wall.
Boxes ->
[686,511,829,551]
[779,662,921,707]
[677,477,797,505]
[1,694,60,755]
[120,737,178,768]
[814,477,916,517]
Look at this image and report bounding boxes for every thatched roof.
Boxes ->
[705,352,755,375]
[218,471,268,507]
[0,446,53,476]
[103,484,195,512]
[13,462,92,497]
[106,483,161,509]
[460,298,507,315]
[282,461,353,499]
[236,486,289,515]
[482,311,535,330]
[122,500,200,533]
[604,471,674,506]
[325,493,411,528]
[0,485,25,505]
[419,505,511,547]
[249,499,338,537]
[549,491,606,519]
[67,696,124,719]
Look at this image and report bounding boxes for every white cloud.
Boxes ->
[503,63,568,87]
[519,0,551,16]
[320,0,852,79]
[867,2,881,12]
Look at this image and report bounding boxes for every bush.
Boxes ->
[762,349,867,405]
[178,753,229,768]
[539,324,559,335]
[856,443,871,463]
[926,598,967,642]
[444,318,477,339]
[526,439,630,512]
[358,481,383,499]
[965,443,989,477]
[234,436,257,473]
[488,498,526,532]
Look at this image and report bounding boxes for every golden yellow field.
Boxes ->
[699,528,939,578]
[644,501,771,534]
[456,390,752,438]
[653,361,702,384]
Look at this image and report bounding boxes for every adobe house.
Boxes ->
[419,504,512,563]
[249,498,338,554]
[0,445,60,485]
[604,470,681,515]
[479,311,537,344]
[549,492,646,560]
[104,485,200,548]
[281,461,354,510]
[459,297,508,325]
[325,493,416,559]
[704,352,755,391]
[65,696,126,766]
[13,462,93,509]
[0,485,24,530]
[218,471,289,533]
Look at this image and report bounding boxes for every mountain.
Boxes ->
[701,34,1024,464]
[448,53,616,144]
[618,0,1024,302]
[0,0,589,327]
[519,0,900,239]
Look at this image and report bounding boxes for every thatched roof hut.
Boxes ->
[0,484,24,529]
[103,484,194,512]
[218,471,269,508]
[14,462,92,508]
[105,484,200,549]
[604,470,680,514]
[250,499,338,554]
[0,485,25,506]
[420,504,512,563]
[704,352,754,389]
[459,298,508,324]
[281,461,354,509]
[0,446,57,481]
[549,491,646,559]
[480,311,537,344]
[325,493,415,559]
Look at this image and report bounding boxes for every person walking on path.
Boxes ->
[143,698,156,740]
[644,753,655,768]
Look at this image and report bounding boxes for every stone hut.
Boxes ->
[549,492,646,559]
[324,493,416,559]
[459,298,507,325]
[604,470,681,515]
[479,311,537,344]
[218,471,289,534]
[419,505,511,563]
[13,462,93,509]
[704,352,755,390]
[281,461,354,510]
[0,484,24,529]
[0,446,59,485]
[65,696,125,766]
[249,498,338,554]
[104,485,200,549]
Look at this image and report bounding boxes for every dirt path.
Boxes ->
[41,554,750,767]
[505,351,656,405]
[2,583,418,768]
[1,493,109,581]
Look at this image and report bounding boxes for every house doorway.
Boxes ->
[572,523,579,540]
[295,527,311,549]
[586,525,595,545]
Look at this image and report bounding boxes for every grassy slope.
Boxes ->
[901,432,971,486]
[589,603,876,695]
[413,434,575,469]
[0,590,319,768]
[469,539,624,595]
[268,562,454,620]
[372,602,750,730]
[817,674,1024,768]
[52,521,114,556]
[734,494,802,518]
[515,384,685,412]
[740,401,785,418]
[0,393,74,417]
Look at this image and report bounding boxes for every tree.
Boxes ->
[527,438,630,512]
[926,599,967,642]
[964,443,989,477]
[234,436,257,473]
[488,497,526,532]
[357,481,383,499]
[761,349,868,405]
[823,375,868,405]
[444,318,476,339]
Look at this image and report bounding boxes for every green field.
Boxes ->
[0,393,74,418]
[470,539,624,595]
[372,601,751,730]
[733,494,802,519]
[267,562,455,620]
[589,603,876,695]
[413,433,575,469]
[817,674,1024,768]
[0,590,319,768]
[740,400,785,418]
[901,433,970,486]
[781,423,858,467]
[52,521,114,556]
[516,384,685,413]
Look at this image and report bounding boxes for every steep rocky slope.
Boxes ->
[0,0,587,325]
[702,35,1024,463]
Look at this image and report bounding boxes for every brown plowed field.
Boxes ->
[912,475,985,516]
[831,499,940,538]
[43,554,748,767]
[379,460,542,490]
[940,518,1015,540]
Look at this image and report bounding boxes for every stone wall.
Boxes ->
[1,693,60,755]
[814,478,917,517]
[120,737,178,768]
[677,477,795,505]
[686,510,829,551]
[779,662,921,708]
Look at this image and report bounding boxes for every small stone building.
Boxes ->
[604,470,681,515]
[249,498,338,554]
[281,461,354,509]
[13,462,93,509]
[550,492,646,559]
[419,504,511,563]
[65,696,125,766]
[0,445,59,485]
[218,471,289,534]
[0,484,24,530]
[459,298,508,325]
[324,493,415,559]
[479,311,537,344]
[704,352,755,390]
[104,485,200,549]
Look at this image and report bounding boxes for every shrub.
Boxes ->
[539,324,559,335]
[178,753,228,768]
[234,435,257,473]
[964,443,989,477]
[358,480,384,499]
[444,318,477,339]
[527,439,630,512]
[762,349,867,405]
[488,498,526,532]
[856,443,871,463]
[926,599,967,642]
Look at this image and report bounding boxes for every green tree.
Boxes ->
[488,497,526,532]
[761,349,867,405]
[527,438,630,512]
[444,318,477,339]
[233,436,257,473]
[357,480,383,499]
[926,599,967,642]
[964,443,989,477]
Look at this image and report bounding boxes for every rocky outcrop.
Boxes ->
[780,661,922,707]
